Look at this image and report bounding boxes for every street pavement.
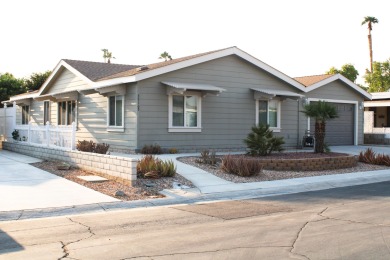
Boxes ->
[1,181,390,259]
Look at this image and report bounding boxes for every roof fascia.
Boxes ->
[93,47,307,91]
[37,60,94,95]
[305,74,372,100]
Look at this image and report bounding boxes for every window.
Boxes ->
[108,95,124,129]
[44,101,50,125]
[256,100,281,131]
[169,93,201,132]
[21,105,29,125]
[58,100,76,125]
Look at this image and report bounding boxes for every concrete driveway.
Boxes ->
[330,145,390,155]
[0,150,118,212]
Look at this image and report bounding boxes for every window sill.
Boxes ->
[107,126,125,133]
[270,127,281,133]
[168,127,202,133]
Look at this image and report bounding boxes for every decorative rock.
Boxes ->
[115,190,126,196]
[57,163,71,170]
[145,183,155,187]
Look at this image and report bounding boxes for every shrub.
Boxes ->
[196,150,218,165]
[77,140,95,152]
[12,129,19,141]
[141,144,162,154]
[95,143,110,154]
[244,124,285,156]
[359,148,390,166]
[220,155,263,177]
[168,148,178,154]
[137,155,176,178]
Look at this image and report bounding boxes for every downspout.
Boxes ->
[297,99,300,149]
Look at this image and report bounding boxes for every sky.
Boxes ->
[1,0,389,85]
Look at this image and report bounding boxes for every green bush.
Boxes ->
[244,124,285,156]
[12,129,19,141]
[168,148,178,154]
[220,155,263,177]
[137,155,176,178]
[141,144,162,154]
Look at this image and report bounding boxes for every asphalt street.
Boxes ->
[2,181,390,259]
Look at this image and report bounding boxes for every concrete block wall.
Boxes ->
[2,141,137,185]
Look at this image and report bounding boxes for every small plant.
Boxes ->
[137,155,176,178]
[141,144,163,154]
[244,124,285,156]
[220,155,263,177]
[323,143,331,153]
[196,150,218,165]
[77,140,95,153]
[168,148,178,154]
[95,143,110,154]
[359,148,390,166]
[12,129,19,141]
[22,136,27,142]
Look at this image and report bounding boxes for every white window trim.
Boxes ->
[107,95,125,132]
[21,105,30,125]
[255,99,281,132]
[306,98,358,145]
[44,101,51,125]
[168,92,202,133]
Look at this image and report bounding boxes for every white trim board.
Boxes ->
[306,98,359,146]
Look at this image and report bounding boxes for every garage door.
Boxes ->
[310,102,354,146]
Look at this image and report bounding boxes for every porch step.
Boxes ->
[77,175,108,183]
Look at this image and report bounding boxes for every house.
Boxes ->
[363,92,390,144]
[3,47,371,152]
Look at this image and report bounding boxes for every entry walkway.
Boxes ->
[0,150,118,211]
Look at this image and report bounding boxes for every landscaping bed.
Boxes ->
[178,153,390,183]
[31,161,194,201]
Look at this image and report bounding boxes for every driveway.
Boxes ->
[0,150,118,212]
[330,145,390,155]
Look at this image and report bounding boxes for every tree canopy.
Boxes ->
[102,49,115,63]
[326,64,359,82]
[365,59,390,92]
[23,71,51,91]
[159,51,172,61]
[0,73,26,107]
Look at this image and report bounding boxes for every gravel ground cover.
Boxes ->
[31,161,194,201]
[178,153,390,183]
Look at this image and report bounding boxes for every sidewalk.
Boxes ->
[2,145,390,221]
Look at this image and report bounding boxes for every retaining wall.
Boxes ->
[2,141,137,185]
[259,155,357,171]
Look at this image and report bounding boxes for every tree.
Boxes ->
[326,64,359,82]
[101,49,115,63]
[301,101,338,153]
[158,51,172,61]
[0,73,26,107]
[364,59,390,92]
[362,16,379,72]
[23,71,51,91]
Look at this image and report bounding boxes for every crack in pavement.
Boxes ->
[119,245,291,259]
[58,218,96,260]
[319,208,390,227]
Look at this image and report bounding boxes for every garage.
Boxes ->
[310,102,355,146]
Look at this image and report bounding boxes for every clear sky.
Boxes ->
[1,0,388,85]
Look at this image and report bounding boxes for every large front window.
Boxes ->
[58,100,76,125]
[257,100,280,130]
[169,94,201,132]
[21,105,29,125]
[108,95,123,127]
[44,101,50,125]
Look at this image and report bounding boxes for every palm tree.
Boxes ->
[301,101,338,153]
[362,16,379,72]
[101,49,115,63]
[159,51,172,61]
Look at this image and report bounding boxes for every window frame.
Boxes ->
[255,99,281,132]
[168,92,202,133]
[107,95,125,132]
[44,101,51,125]
[57,100,77,126]
[21,105,30,125]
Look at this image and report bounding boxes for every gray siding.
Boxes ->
[45,68,90,94]
[137,55,304,151]
[306,80,365,144]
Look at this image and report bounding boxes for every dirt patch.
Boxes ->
[31,161,194,201]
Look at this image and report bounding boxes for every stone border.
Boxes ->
[258,155,358,171]
[2,141,137,185]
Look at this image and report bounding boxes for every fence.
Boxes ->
[14,122,76,150]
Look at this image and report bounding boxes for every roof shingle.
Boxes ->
[293,74,333,87]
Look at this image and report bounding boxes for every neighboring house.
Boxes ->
[3,47,371,152]
[363,92,390,144]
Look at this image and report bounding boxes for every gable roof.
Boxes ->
[294,74,333,87]
[63,59,140,81]
[295,74,371,99]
